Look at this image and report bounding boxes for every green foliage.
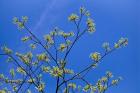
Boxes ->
[0,7,128,93]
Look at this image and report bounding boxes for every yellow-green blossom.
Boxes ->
[37,53,49,62]
[86,18,95,33]
[68,83,76,89]
[114,37,128,48]
[102,42,110,51]
[50,66,63,77]
[59,43,67,52]
[30,44,36,49]
[68,13,79,21]
[83,84,90,92]
[1,46,12,54]
[36,83,45,92]
[10,69,15,77]
[28,78,35,83]
[17,67,26,75]
[42,66,50,73]
[106,71,113,78]
[27,89,31,93]
[22,16,28,23]
[0,90,6,93]
[90,52,101,61]
[21,36,31,42]
[44,34,54,44]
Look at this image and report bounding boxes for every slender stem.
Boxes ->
[55,77,60,93]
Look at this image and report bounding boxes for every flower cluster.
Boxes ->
[111,77,122,86]
[50,66,63,77]
[30,44,36,49]
[16,67,26,75]
[0,90,6,93]
[83,84,91,92]
[82,71,122,93]
[28,78,35,84]
[64,68,74,74]
[80,7,90,16]
[44,34,54,44]
[90,52,101,62]
[42,66,50,73]
[86,18,96,33]
[68,13,79,21]
[36,83,45,92]
[21,36,31,42]
[114,37,128,48]
[16,52,33,65]
[102,42,110,52]
[58,43,67,52]
[10,69,15,77]
[58,31,74,38]
[68,83,76,89]
[1,46,12,54]
[13,16,28,29]
[37,53,49,62]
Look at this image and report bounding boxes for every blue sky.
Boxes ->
[0,0,140,93]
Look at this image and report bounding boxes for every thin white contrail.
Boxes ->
[33,0,57,32]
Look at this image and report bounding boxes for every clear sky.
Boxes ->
[0,0,139,93]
